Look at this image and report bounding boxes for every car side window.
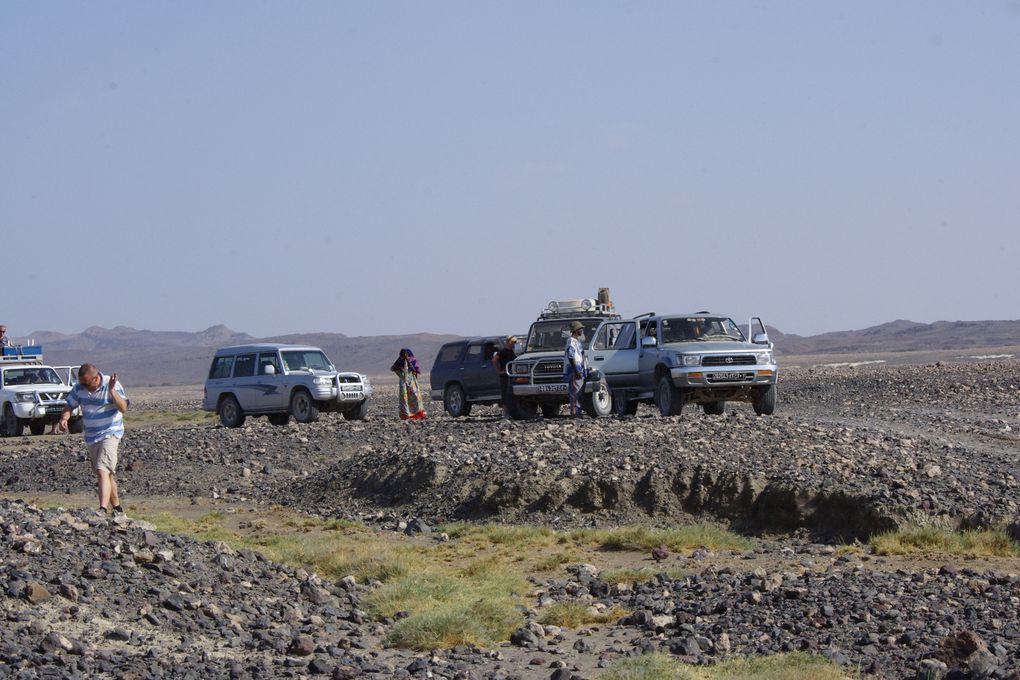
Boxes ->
[592,325,609,350]
[644,321,658,338]
[258,352,281,375]
[233,354,256,378]
[209,357,233,379]
[437,343,464,364]
[614,323,636,349]
[464,343,482,363]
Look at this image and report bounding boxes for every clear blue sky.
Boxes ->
[3,2,1018,339]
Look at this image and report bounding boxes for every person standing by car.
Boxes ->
[563,321,587,417]
[0,325,10,348]
[58,364,128,516]
[491,335,518,418]
[391,348,427,420]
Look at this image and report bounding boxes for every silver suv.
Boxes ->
[202,343,372,427]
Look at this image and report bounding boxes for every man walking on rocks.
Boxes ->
[564,321,587,417]
[58,364,128,516]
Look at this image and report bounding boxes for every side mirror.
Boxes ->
[641,336,657,348]
[752,333,773,348]
[264,364,276,375]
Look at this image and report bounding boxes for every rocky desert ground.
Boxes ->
[1,354,1019,679]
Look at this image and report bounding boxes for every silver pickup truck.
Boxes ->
[593,313,778,417]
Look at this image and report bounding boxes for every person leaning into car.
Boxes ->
[491,335,518,418]
[58,364,129,516]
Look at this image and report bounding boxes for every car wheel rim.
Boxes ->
[296,395,308,416]
[449,390,461,413]
[595,385,610,409]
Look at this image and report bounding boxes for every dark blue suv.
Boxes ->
[429,337,510,417]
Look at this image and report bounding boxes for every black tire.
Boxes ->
[290,389,320,423]
[703,401,725,416]
[753,384,776,416]
[267,413,291,426]
[507,395,537,421]
[613,391,638,417]
[218,395,246,428]
[443,384,471,417]
[2,404,24,437]
[68,418,84,434]
[540,402,560,418]
[656,375,683,417]
[343,399,370,421]
[581,380,613,418]
[29,422,46,436]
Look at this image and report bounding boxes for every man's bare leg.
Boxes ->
[109,474,120,509]
[96,470,113,510]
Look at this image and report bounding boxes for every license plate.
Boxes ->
[538,384,567,393]
[713,372,744,381]
[341,386,362,392]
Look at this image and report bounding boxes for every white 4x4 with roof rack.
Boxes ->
[1,346,84,436]
[505,290,620,419]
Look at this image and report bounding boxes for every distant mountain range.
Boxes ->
[11,318,1020,386]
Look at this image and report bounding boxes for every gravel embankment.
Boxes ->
[2,362,1018,539]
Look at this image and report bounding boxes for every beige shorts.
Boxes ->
[87,438,120,474]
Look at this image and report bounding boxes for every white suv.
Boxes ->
[202,343,372,427]
[1,362,84,436]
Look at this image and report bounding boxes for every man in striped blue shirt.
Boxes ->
[59,363,129,516]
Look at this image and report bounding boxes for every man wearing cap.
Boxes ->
[491,335,519,418]
[563,321,587,417]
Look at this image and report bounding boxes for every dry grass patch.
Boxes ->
[568,524,753,553]
[871,528,1020,558]
[371,556,529,650]
[538,601,629,628]
[600,652,855,680]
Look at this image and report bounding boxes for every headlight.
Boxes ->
[681,354,701,367]
[512,362,531,375]
[313,377,332,385]
[16,392,37,403]
[755,351,774,365]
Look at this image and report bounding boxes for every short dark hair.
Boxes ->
[78,363,98,379]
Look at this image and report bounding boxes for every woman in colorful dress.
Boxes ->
[391,348,427,420]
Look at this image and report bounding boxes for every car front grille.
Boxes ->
[533,360,565,384]
[702,355,755,367]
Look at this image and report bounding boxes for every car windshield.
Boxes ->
[526,319,605,351]
[660,317,746,343]
[2,367,62,386]
[281,351,334,372]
